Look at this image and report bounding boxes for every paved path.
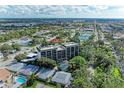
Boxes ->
[94,21,99,42]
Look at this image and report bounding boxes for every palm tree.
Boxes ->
[27,73,35,86]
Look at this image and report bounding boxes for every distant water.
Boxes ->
[0,18,124,31]
[0,18,124,23]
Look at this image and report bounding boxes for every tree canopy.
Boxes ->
[37,57,57,69]
[14,53,27,62]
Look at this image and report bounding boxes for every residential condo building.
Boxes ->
[37,42,79,62]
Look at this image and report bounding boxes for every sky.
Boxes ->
[0,5,124,18]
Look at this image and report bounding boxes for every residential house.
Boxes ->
[0,69,13,88]
[51,71,72,87]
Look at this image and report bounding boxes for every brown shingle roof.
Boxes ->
[50,38,64,43]
[0,69,11,81]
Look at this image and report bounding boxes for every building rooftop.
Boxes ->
[27,53,38,58]
[80,27,94,31]
[52,71,71,85]
[38,42,79,51]
[36,67,55,80]
[20,52,38,63]
[50,38,64,43]
[19,65,39,76]
[64,42,79,47]
[7,63,27,72]
[0,69,11,82]
[17,37,32,46]
[56,46,65,51]
[21,58,36,63]
[39,45,61,51]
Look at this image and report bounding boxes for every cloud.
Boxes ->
[0,5,123,18]
[117,6,124,12]
[0,6,10,13]
[93,6,109,10]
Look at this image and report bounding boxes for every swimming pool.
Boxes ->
[15,75,27,84]
[79,34,92,41]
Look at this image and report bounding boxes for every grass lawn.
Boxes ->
[23,80,57,88]
[112,67,121,78]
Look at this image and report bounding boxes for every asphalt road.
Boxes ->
[0,46,35,68]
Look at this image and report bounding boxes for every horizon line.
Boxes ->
[0,17,124,19]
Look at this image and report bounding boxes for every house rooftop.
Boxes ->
[0,69,11,82]
[19,65,39,76]
[36,67,55,80]
[17,37,32,46]
[21,52,38,63]
[50,38,64,43]
[21,58,36,63]
[52,71,71,85]
[27,53,38,58]
[7,63,27,72]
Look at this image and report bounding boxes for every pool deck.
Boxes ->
[12,83,22,88]
[12,75,27,88]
